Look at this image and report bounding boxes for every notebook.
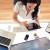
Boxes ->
[13,26,28,32]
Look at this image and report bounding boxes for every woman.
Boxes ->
[13,0,41,30]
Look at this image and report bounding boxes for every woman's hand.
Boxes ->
[19,21,29,27]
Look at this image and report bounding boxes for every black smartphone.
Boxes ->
[24,34,29,41]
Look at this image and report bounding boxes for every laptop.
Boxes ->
[11,37,50,50]
[0,29,16,50]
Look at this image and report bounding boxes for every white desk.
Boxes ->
[0,20,50,45]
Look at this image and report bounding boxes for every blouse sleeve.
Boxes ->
[14,2,20,13]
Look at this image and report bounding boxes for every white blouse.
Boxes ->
[14,1,40,23]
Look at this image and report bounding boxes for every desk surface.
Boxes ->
[0,21,50,45]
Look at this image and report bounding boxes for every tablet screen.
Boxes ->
[26,23,41,30]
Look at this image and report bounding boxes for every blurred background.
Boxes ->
[0,0,50,20]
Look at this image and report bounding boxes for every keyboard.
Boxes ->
[0,36,11,46]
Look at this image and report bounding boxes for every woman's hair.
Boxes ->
[16,0,41,5]
[15,0,41,19]
[32,0,41,20]
[21,0,40,5]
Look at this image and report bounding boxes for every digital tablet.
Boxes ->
[26,23,41,30]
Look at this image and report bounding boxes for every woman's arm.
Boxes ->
[13,12,29,26]
[13,1,29,26]
[13,12,21,23]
